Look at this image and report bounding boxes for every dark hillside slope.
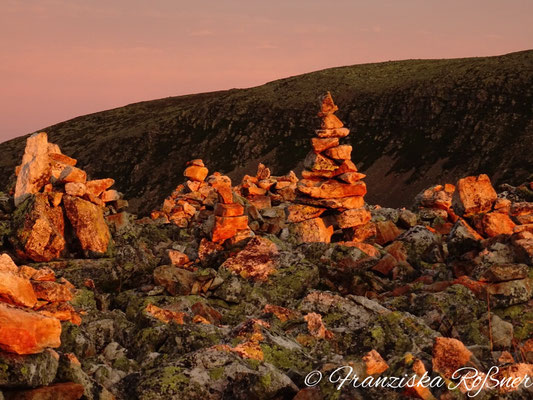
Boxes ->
[1,50,532,214]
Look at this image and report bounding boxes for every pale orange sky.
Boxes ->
[1,0,532,142]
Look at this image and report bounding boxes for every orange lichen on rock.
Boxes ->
[221,236,278,281]
[362,349,389,375]
[432,337,473,378]
[452,174,497,217]
[303,312,333,339]
[145,303,186,324]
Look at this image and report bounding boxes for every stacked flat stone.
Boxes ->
[151,159,217,227]
[238,163,299,210]
[12,132,116,261]
[208,173,252,244]
[293,92,373,242]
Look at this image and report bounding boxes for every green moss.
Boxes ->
[259,372,272,388]
[70,288,97,311]
[113,356,131,372]
[261,344,310,372]
[208,367,224,380]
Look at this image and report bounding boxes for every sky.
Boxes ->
[1,0,532,142]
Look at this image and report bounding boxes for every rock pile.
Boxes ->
[11,132,118,261]
[293,92,371,243]
[208,173,252,244]
[151,159,217,227]
[0,253,79,355]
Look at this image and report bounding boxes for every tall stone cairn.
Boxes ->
[294,92,374,242]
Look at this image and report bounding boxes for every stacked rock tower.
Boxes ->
[295,92,373,242]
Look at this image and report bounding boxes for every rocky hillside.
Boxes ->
[1,50,532,215]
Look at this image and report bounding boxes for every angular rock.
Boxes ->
[57,166,87,184]
[212,216,249,243]
[184,165,208,182]
[3,382,84,400]
[0,303,61,355]
[153,265,195,295]
[214,203,244,217]
[324,145,352,160]
[319,92,338,115]
[12,194,66,262]
[452,174,497,216]
[482,212,516,237]
[64,182,86,197]
[100,189,120,202]
[31,281,73,302]
[221,236,279,281]
[297,179,366,199]
[486,278,532,307]
[311,137,338,153]
[289,218,333,243]
[432,337,472,378]
[63,196,111,254]
[285,204,326,223]
[374,220,402,245]
[14,132,51,206]
[335,207,371,229]
[337,172,366,184]
[315,128,350,138]
[0,254,18,273]
[415,184,455,210]
[320,114,344,129]
[303,152,338,171]
[166,250,190,267]
[85,178,115,197]
[0,271,37,307]
[207,174,233,204]
[297,195,364,210]
[0,349,59,387]
[362,350,389,375]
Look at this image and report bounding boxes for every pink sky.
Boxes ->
[1,0,532,142]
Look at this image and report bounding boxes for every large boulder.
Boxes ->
[452,174,497,217]
[14,132,51,207]
[62,195,111,255]
[12,194,66,262]
[0,303,61,355]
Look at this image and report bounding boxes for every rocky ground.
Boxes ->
[0,96,532,400]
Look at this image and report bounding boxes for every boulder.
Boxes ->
[85,178,115,197]
[289,218,333,243]
[221,236,279,281]
[303,152,337,171]
[432,337,472,378]
[335,207,371,229]
[0,303,61,355]
[183,165,208,182]
[285,204,325,223]
[324,144,352,160]
[3,382,84,400]
[12,194,66,262]
[14,132,51,206]
[212,216,249,243]
[0,254,18,273]
[482,212,516,237]
[452,174,497,216]
[0,271,37,307]
[153,265,195,295]
[297,179,366,199]
[311,137,338,152]
[62,196,111,255]
[0,349,59,387]
[374,220,402,245]
[214,203,244,217]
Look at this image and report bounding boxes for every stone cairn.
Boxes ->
[0,253,80,356]
[151,159,217,227]
[12,132,120,262]
[152,93,375,246]
[151,160,252,245]
[292,92,373,243]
